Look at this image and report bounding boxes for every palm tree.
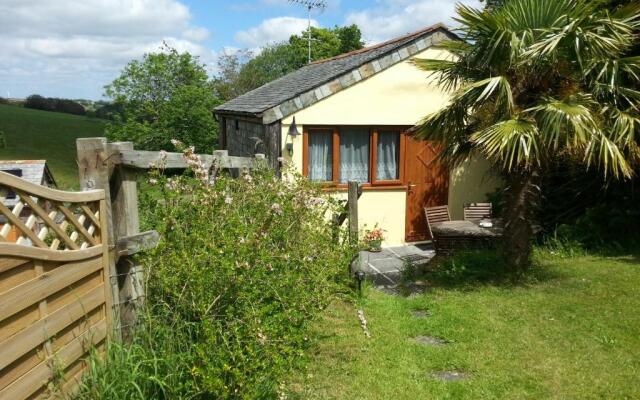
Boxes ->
[413,0,640,271]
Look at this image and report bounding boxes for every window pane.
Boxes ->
[376,131,400,180]
[308,131,333,182]
[340,127,370,183]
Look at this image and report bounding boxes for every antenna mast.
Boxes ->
[289,0,327,63]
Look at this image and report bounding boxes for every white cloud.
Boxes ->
[0,0,215,99]
[345,0,483,44]
[183,27,211,41]
[234,16,319,48]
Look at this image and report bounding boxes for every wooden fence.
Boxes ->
[0,171,110,399]
[0,137,265,399]
[76,138,267,337]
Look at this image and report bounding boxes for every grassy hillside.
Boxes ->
[0,104,106,189]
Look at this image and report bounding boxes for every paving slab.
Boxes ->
[352,243,435,285]
[430,371,470,381]
[411,309,431,318]
[412,335,448,346]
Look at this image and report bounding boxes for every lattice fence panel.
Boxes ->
[0,171,111,400]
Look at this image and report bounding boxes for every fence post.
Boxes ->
[109,141,142,339]
[76,137,121,340]
[348,181,359,243]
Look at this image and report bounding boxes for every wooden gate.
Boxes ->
[0,171,112,399]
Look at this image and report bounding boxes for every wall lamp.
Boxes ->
[286,116,300,156]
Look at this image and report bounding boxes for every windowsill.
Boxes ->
[321,183,407,192]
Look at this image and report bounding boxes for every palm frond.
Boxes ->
[410,58,461,91]
[587,56,640,110]
[611,1,640,27]
[456,76,515,119]
[471,118,541,171]
[524,3,639,64]
[431,39,472,58]
[413,102,476,167]
[605,107,640,148]
[526,95,599,150]
[585,133,632,179]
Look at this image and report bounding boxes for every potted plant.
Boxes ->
[363,225,385,252]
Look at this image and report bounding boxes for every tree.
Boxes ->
[24,95,86,115]
[214,25,364,101]
[105,44,220,153]
[412,0,640,271]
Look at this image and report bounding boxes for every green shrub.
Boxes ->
[552,203,640,251]
[75,153,355,399]
[433,250,509,285]
[539,231,587,258]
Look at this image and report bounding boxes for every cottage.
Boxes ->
[215,24,501,246]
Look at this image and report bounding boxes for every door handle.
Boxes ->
[408,183,416,194]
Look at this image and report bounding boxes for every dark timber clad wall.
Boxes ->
[223,117,281,171]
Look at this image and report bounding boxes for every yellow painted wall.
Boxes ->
[329,190,407,247]
[449,157,502,220]
[280,48,501,246]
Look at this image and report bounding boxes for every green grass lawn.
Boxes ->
[0,104,106,189]
[287,254,640,399]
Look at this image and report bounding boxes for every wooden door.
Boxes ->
[404,137,449,241]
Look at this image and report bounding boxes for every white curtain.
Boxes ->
[308,132,332,181]
[340,127,369,183]
[376,131,399,180]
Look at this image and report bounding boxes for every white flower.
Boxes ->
[271,203,283,215]
[225,195,233,204]
[305,197,325,207]
[149,178,158,185]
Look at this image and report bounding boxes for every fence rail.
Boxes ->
[112,149,264,170]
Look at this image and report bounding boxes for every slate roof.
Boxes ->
[0,160,56,207]
[0,160,56,187]
[214,23,457,124]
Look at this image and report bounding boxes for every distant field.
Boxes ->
[0,104,106,189]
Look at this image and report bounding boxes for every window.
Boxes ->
[375,131,400,181]
[340,127,369,183]
[308,130,333,182]
[303,127,405,187]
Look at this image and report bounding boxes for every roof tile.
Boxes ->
[214,24,456,120]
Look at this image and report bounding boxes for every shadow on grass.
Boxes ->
[407,249,565,291]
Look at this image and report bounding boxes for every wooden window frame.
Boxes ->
[303,125,408,191]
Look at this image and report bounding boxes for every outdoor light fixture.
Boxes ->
[355,270,366,295]
[286,116,300,156]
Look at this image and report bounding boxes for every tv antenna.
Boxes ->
[289,0,327,63]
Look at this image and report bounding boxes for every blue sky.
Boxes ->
[0,0,480,100]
